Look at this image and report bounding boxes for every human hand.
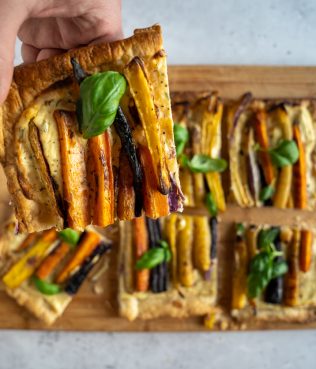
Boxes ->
[0,0,122,103]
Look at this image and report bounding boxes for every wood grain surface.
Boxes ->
[1,65,316,331]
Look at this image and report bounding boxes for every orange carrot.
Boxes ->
[36,241,71,280]
[132,215,149,292]
[293,123,307,209]
[299,230,313,273]
[138,145,169,218]
[18,233,38,251]
[55,231,101,283]
[253,109,275,185]
[292,124,311,272]
[88,131,114,227]
[54,110,89,230]
[117,150,135,221]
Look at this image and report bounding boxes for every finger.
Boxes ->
[36,48,64,61]
[21,43,40,64]
[0,4,26,103]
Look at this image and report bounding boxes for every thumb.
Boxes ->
[0,4,26,104]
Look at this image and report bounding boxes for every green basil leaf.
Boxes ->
[187,154,227,173]
[179,154,189,167]
[158,240,169,250]
[257,227,280,249]
[249,252,271,274]
[174,124,189,156]
[236,223,245,237]
[259,185,275,202]
[32,276,61,295]
[165,248,172,263]
[205,192,218,217]
[271,260,288,279]
[136,248,165,270]
[58,228,81,247]
[80,71,126,138]
[247,272,271,299]
[269,140,299,168]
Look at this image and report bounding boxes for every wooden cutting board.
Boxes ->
[1,65,316,332]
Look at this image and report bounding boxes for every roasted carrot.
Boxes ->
[272,108,293,208]
[177,216,194,287]
[88,131,114,227]
[138,145,169,219]
[18,233,38,251]
[284,229,300,307]
[253,109,275,185]
[293,123,307,209]
[292,124,311,271]
[232,233,248,310]
[299,230,313,273]
[245,225,258,260]
[163,213,178,286]
[117,150,136,221]
[36,241,71,280]
[54,110,89,230]
[124,57,170,194]
[3,229,57,289]
[132,215,149,292]
[179,169,195,207]
[55,231,101,284]
[193,216,211,273]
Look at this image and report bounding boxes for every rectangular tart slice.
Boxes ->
[227,95,316,209]
[118,213,218,321]
[172,92,226,212]
[0,25,183,233]
[231,223,316,325]
[0,220,111,325]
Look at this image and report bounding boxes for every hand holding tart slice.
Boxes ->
[0,25,183,233]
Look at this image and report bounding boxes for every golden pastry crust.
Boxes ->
[0,25,177,233]
[6,286,71,325]
[118,221,218,321]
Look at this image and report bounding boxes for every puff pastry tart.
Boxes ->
[171,92,226,212]
[118,213,218,321]
[0,25,183,233]
[231,223,316,324]
[227,94,316,209]
[0,220,111,325]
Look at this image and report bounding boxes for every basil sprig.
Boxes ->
[58,228,80,247]
[247,228,288,299]
[174,123,189,156]
[205,192,217,217]
[262,140,299,168]
[33,276,61,295]
[136,240,171,270]
[79,71,126,138]
[259,184,275,202]
[187,154,227,173]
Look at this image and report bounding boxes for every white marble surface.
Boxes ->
[7,0,316,368]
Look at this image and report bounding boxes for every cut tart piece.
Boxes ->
[0,25,183,233]
[118,213,218,321]
[172,92,227,212]
[231,223,316,325]
[0,219,111,325]
[227,95,316,209]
